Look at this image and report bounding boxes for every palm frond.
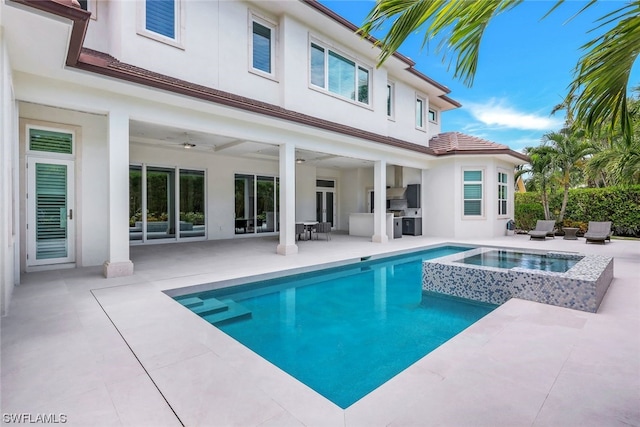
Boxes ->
[568,2,640,143]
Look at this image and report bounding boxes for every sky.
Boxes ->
[319,1,640,152]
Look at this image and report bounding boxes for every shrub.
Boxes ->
[514,203,545,231]
[515,185,640,237]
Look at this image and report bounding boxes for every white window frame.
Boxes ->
[137,0,184,49]
[429,108,438,123]
[416,95,426,130]
[387,81,395,120]
[497,170,509,217]
[26,125,76,159]
[248,12,278,80]
[462,168,484,218]
[308,37,372,107]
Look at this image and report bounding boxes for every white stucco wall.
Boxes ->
[81,0,447,147]
[1,30,17,316]
[423,156,516,239]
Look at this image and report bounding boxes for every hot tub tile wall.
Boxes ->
[422,248,613,313]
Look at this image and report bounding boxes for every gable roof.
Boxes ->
[429,132,529,161]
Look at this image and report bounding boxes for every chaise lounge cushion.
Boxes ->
[584,221,612,244]
[529,220,556,240]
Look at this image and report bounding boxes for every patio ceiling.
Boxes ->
[129,120,374,169]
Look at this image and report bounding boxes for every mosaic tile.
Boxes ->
[422,248,613,313]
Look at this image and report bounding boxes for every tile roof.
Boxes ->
[429,132,517,153]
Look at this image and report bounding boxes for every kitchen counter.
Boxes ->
[348,213,394,240]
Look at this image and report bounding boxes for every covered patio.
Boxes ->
[2,233,638,425]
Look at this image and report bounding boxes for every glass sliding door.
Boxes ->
[129,165,143,241]
[180,169,205,238]
[257,175,275,233]
[129,164,206,243]
[146,166,176,240]
[235,174,254,234]
[234,173,278,235]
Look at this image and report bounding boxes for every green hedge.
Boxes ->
[515,185,640,237]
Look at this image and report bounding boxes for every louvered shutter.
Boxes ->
[35,163,68,259]
[146,0,175,39]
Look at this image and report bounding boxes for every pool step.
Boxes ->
[177,296,205,309]
[203,299,252,325]
[178,296,229,317]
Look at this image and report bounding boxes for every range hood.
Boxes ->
[386,187,406,200]
[386,166,406,200]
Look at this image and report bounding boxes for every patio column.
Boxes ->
[372,160,388,243]
[276,142,298,255]
[103,109,134,277]
[421,168,428,237]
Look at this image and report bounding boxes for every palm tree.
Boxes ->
[522,145,556,220]
[585,88,640,185]
[359,0,640,143]
[542,129,595,223]
[586,136,640,186]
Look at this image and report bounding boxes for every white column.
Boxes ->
[276,143,298,255]
[421,168,428,237]
[103,109,134,277]
[372,160,388,243]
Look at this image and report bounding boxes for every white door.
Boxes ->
[26,157,75,266]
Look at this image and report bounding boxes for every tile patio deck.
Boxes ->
[1,233,639,426]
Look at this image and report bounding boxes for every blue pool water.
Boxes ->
[175,246,496,408]
[457,249,581,273]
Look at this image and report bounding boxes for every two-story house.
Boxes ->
[0,0,528,314]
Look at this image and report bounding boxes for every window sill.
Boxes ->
[137,30,184,50]
[249,69,279,83]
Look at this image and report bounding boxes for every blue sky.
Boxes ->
[319,1,640,152]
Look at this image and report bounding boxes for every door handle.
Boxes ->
[68,209,73,220]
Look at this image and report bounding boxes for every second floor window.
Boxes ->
[310,42,370,105]
[416,97,425,129]
[251,17,275,76]
[145,0,176,40]
[429,109,438,123]
[387,83,394,118]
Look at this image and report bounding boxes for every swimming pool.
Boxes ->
[456,249,582,272]
[173,245,496,408]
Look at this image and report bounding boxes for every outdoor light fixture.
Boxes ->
[183,142,196,149]
[296,158,305,164]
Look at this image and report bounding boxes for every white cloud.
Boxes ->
[465,99,563,131]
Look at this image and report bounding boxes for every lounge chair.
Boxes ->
[584,221,612,244]
[529,220,556,240]
[313,222,332,241]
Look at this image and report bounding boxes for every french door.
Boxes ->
[316,179,336,227]
[26,157,75,266]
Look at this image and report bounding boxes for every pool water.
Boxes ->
[457,249,581,273]
[175,246,496,408]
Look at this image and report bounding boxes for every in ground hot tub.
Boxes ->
[422,247,613,313]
